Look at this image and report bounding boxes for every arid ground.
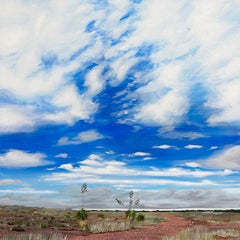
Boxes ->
[1,206,240,239]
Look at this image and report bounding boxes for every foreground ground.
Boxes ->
[1,206,240,239]
[67,213,191,240]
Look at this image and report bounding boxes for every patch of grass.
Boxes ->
[162,227,240,240]
[98,213,105,220]
[171,210,240,222]
[0,232,68,240]
[89,220,131,233]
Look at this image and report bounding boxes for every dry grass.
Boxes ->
[83,211,164,233]
[171,210,240,223]
[0,232,68,240]
[163,226,240,240]
[89,220,131,233]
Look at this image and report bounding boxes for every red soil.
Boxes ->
[66,213,192,240]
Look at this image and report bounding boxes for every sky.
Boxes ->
[0,0,240,210]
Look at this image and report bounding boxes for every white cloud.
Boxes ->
[188,1,240,126]
[80,154,105,167]
[106,150,115,155]
[206,79,240,125]
[108,52,137,87]
[130,152,151,157]
[59,163,74,171]
[0,179,24,186]
[135,87,189,126]
[0,149,52,168]
[0,188,55,195]
[125,0,240,127]
[158,127,207,140]
[45,84,97,125]
[210,146,218,150]
[57,130,105,146]
[0,1,119,133]
[153,144,176,149]
[185,162,201,168]
[84,65,105,96]
[185,144,203,149]
[204,145,240,170]
[55,153,68,158]
[143,157,154,161]
[0,105,36,133]
[42,154,234,187]
[0,0,240,133]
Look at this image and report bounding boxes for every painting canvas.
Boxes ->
[0,1,240,237]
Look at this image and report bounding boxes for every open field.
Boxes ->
[1,206,240,239]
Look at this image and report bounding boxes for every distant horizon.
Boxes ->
[2,204,240,212]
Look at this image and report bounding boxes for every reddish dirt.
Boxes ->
[66,213,193,240]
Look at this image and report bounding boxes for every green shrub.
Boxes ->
[125,210,136,221]
[41,223,49,228]
[76,208,88,221]
[137,214,145,222]
[11,225,25,232]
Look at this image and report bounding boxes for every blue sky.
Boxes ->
[0,0,240,209]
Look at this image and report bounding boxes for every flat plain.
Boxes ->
[1,206,240,239]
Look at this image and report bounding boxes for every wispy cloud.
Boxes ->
[57,130,105,145]
[0,179,24,186]
[0,188,56,195]
[158,127,207,140]
[153,144,177,149]
[204,145,240,170]
[184,162,201,168]
[55,153,68,158]
[0,149,52,168]
[1,0,239,133]
[185,144,203,149]
[42,154,234,189]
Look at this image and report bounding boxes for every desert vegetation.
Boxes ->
[0,205,164,238]
[0,232,67,240]
[1,190,240,240]
[163,226,240,240]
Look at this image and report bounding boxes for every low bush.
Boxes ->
[125,210,136,221]
[11,226,25,232]
[76,209,88,221]
[137,214,145,222]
